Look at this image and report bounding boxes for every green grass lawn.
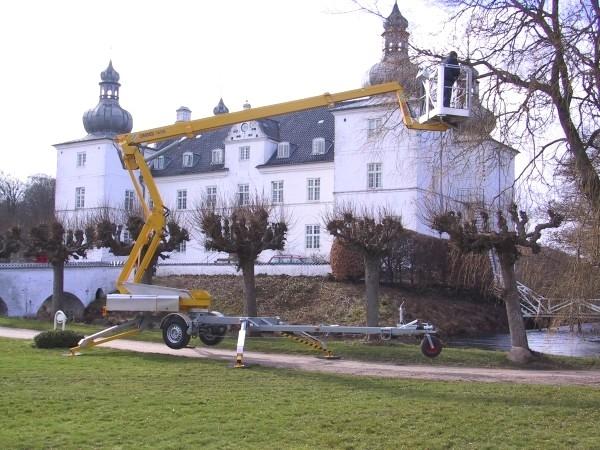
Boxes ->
[1,338,600,449]
[2,316,600,371]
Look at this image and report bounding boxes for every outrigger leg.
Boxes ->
[69,314,151,355]
[280,331,338,359]
[234,319,249,368]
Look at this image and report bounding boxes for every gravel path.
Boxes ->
[3,326,600,387]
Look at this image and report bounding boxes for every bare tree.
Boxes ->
[21,175,55,226]
[432,204,562,362]
[25,221,96,316]
[427,1,600,211]
[195,197,287,317]
[0,227,21,260]
[0,172,24,230]
[95,208,189,285]
[326,206,404,327]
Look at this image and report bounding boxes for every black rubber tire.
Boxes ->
[162,316,191,349]
[420,335,443,358]
[199,325,227,346]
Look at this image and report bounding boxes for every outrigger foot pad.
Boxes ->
[318,354,341,360]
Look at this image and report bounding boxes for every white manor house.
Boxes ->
[54,4,515,264]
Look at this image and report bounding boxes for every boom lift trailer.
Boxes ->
[72,69,472,364]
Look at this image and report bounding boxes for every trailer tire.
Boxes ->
[199,325,227,346]
[420,335,443,358]
[162,316,191,349]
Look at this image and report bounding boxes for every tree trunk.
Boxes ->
[141,267,153,285]
[241,261,257,317]
[364,254,380,327]
[499,254,532,362]
[139,250,156,285]
[51,261,64,316]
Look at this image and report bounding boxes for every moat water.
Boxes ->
[448,323,600,357]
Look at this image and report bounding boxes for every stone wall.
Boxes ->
[0,262,331,317]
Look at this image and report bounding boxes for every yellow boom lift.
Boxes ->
[72,64,472,365]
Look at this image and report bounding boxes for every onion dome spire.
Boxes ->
[213,98,229,115]
[82,61,133,136]
[367,2,418,95]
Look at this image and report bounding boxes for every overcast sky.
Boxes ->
[1,0,450,180]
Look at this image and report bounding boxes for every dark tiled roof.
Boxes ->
[151,107,335,177]
[151,127,230,177]
[260,107,334,167]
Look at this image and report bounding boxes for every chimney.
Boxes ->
[176,106,191,122]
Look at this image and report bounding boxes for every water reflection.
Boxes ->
[448,323,600,357]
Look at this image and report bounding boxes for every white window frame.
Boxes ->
[271,180,284,204]
[367,162,382,189]
[75,187,85,209]
[122,229,132,244]
[367,118,383,138]
[312,137,326,155]
[238,184,249,206]
[211,148,224,164]
[76,151,86,168]
[154,155,165,170]
[176,189,187,210]
[206,185,217,208]
[307,178,320,201]
[177,240,187,253]
[305,224,320,249]
[277,142,290,158]
[182,152,194,167]
[239,146,250,161]
[124,190,135,212]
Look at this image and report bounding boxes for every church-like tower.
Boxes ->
[54,62,136,257]
[367,2,419,96]
[83,61,133,136]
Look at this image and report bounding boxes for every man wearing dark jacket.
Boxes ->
[442,51,460,107]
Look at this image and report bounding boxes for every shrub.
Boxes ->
[330,238,364,281]
[34,330,84,348]
[381,231,449,286]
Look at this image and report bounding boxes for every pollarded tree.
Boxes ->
[196,197,287,317]
[26,221,96,316]
[432,204,562,362]
[326,207,404,327]
[95,212,189,285]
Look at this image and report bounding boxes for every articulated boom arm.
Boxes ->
[113,81,449,294]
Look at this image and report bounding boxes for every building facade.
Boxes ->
[54,4,515,264]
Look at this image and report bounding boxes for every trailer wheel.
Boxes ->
[420,335,443,358]
[162,316,191,349]
[199,325,227,346]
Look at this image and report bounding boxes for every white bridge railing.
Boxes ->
[488,249,600,321]
[517,281,600,319]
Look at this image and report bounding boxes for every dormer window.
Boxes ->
[154,155,165,170]
[277,142,290,158]
[211,148,224,164]
[312,138,325,155]
[182,152,193,167]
